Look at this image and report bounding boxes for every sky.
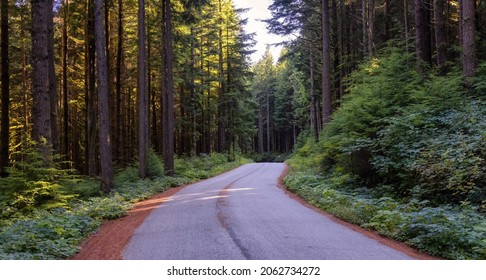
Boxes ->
[233,0,285,64]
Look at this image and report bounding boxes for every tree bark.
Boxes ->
[309,50,318,143]
[138,0,148,178]
[115,0,123,165]
[62,0,70,164]
[190,26,197,157]
[461,0,476,78]
[47,0,59,155]
[95,0,114,192]
[86,0,98,176]
[161,0,175,176]
[433,0,447,74]
[217,0,225,153]
[32,0,53,159]
[0,0,9,177]
[414,0,432,66]
[321,0,332,125]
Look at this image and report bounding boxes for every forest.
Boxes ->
[0,0,485,259]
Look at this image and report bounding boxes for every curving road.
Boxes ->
[123,163,412,260]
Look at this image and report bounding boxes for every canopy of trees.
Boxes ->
[0,0,256,192]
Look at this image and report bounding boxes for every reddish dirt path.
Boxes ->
[72,164,438,260]
[71,185,187,260]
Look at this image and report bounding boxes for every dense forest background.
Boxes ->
[0,0,485,259]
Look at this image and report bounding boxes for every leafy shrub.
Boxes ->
[0,143,75,217]
[372,101,486,204]
[146,148,165,178]
[284,171,486,259]
[73,194,131,219]
[0,209,100,260]
[59,177,101,199]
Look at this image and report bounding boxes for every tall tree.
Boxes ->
[321,0,331,125]
[94,0,114,192]
[31,0,53,159]
[62,0,70,161]
[47,0,59,154]
[461,0,476,78]
[138,0,148,178]
[433,0,447,73]
[0,0,9,176]
[86,0,98,176]
[114,0,123,164]
[161,0,174,176]
[414,0,432,66]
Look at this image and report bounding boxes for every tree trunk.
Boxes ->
[0,0,9,177]
[433,0,447,74]
[86,0,98,176]
[414,0,432,66]
[138,0,148,178]
[48,0,59,155]
[62,0,70,164]
[32,0,53,159]
[367,0,375,55]
[461,0,476,78]
[404,0,410,52]
[190,26,197,157]
[161,0,175,176]
[95,0,114,192]
[217,0,225,153]
[321,0,332,125]
[309,50,318,143]
[258,105,264,153]
[115,0,123,165]
[362,0,367,55]
[266,85,270,153]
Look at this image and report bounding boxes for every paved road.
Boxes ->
[123,163,412,260]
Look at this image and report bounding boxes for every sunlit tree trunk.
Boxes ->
[0,0,9,177]
[138,0,148,178]
[95,0,114,192]
[32,0,53,159]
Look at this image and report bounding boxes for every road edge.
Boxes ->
[276,163,440,260]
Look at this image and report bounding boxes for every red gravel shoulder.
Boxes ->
[71,185,187,260]
[277,164,439,260]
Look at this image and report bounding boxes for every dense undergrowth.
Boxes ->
[0,151,251,259]
[286,48,486,259]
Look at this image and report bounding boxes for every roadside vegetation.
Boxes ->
[0,151,251,259]
[285,49,486,260]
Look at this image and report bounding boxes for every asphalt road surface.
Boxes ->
[123,163,412,260]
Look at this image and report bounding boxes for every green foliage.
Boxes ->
[284,171,486,259]
[59,177,101,199]
[0,142,75,218]
[174,153,252,179]
[0,210,100,260]
[286,48,486,259]
[72,194,131,220]
[251,152,291,163]
[147,148,165,178]
[372,102,486,204]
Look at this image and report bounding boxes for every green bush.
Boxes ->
[0,209,100,260]
[0,143,75,218]
[284,171,486,259]
[73,194,131,219]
